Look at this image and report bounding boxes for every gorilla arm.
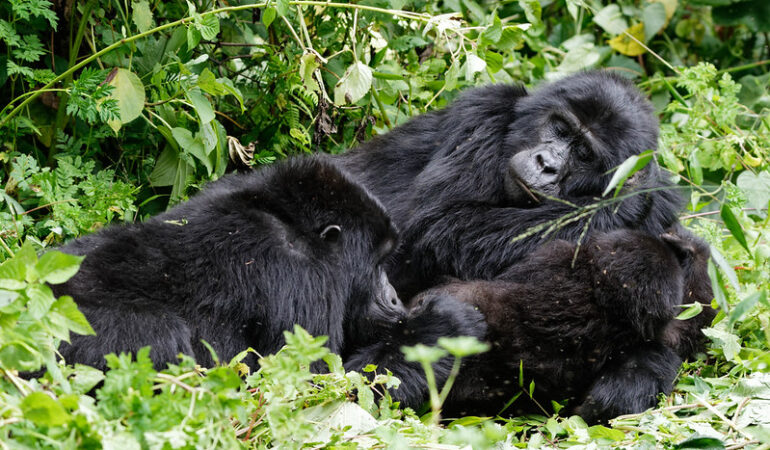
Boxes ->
[343,295,487,409]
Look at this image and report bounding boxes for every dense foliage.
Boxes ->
[1,0,769,447]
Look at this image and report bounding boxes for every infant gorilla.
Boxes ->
[411,227,712,423]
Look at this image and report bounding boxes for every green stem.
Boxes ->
[50,0,97,165]
[0,1,432,128]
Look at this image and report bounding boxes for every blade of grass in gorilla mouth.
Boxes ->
[515,178,541,204]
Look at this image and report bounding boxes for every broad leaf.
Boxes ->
[334,62,373,105]
[106,67,145,132]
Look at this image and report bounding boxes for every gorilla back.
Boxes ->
[52,156,403,370]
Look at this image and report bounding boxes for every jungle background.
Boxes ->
[1,0,769,447]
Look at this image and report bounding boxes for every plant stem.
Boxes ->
[0,2,434,128]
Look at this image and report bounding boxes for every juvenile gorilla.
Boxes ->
[52,157,416,370]
[410,227,713,423]
[339,71,683,299]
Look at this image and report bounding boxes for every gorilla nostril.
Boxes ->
[391,298,398,306]
[536,153,545,168]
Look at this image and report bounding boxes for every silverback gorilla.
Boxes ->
[339,72,715,419]
[409,226,712,423]
[50,156,484,371]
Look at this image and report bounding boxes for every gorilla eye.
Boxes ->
[320,225,342,243]
[552,117,572,138]
[574,143,594,162]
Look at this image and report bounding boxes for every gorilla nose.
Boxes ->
[535,150,559,175]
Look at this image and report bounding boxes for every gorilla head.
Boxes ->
[504,72,660,205]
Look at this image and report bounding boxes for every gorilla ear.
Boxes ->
[320,224,342,243]
[660,232,695,262]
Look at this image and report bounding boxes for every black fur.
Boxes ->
[409,228,711,422]
[51,156,413,370]
[338,72,713,419]
[338,71,683,297]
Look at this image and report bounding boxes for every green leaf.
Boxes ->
[0,342,41,372]
[710,245,739,293]
[299,53,320,93]
[35,251,84,285]
[736,170,770,211]
[518,0,542,26]
[676,302,704,320]
[642,1,667,42]
[707,259,729,313]
[729,291,766,328]
[275,0,290,17]
[262,7,277,28]
[437,336,490,357]
[172,127,212,175]
[334,62,373,105]
[50,295,95,337]
[484,51,503,74]
[720,204,750,255]
[602,150,654,197]
[402,344,447,363]
[106,67,146,132]
[149,145,179,187]
[593,4,629,35]
[20,392,72,427]
[197,68,227,96]
[131,0,154,33]
[196,13,220,40]
[187,88,215,124]
[26,284,55,319]
[674,436,726,449]
[480,15,502,45]
[588,425,625,441]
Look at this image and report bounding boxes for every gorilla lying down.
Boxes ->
[406,226,713,423]
[50,156,484,372]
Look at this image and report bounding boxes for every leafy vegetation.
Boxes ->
[1,0,769,447]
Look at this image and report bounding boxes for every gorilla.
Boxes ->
[338,71,683,298]
[50,156,484,371]
[407,227,713,423]
[338,71,715,418]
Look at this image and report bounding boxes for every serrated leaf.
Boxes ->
[197,68,227,96]
[702,328,741,362]
[36,251,84,285]
[275,0,290,17]
[334,62,373,105]
[485,51,503,73]
[402,343,447,363]
[50,296,95,336]
[603,150,654,197]
[438,336,490,357]
[106,68,145,132]
[196,13,219,40]
[26,284,55,319]
[720,204,751,254]
[480,15,502,45]
[609,23,647,56]
[132,0,154,33]
[21,392,72,427]
[674,436,726,449]
[588,425,625,441]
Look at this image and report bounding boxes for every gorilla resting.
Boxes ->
[338,71,683,299]
[338,71,715,418]
[50,156,484,371]
[407,226,713,423]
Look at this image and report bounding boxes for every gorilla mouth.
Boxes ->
[514,177,541,205]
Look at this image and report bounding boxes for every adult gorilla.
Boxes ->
[340,72,714,418]
[338,71,683,298]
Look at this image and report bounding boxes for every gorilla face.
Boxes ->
[503,72,659,206]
